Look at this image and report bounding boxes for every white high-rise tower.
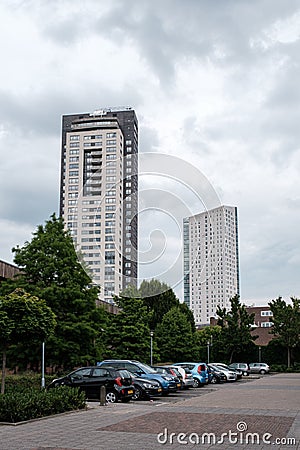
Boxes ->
[184,205,239,325]
[59,107,138,304]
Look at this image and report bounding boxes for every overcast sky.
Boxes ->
[0,0,299,305]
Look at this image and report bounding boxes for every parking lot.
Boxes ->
[1,373,299,450]
[133,376,260,404]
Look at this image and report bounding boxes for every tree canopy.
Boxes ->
[155,306,197,362]
[216,295,256,363]
[0,288,56,393]
[104,294,154,362]
[269,297,300,367]
[0,213,107,370]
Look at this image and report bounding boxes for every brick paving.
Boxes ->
[0,373,299,450]
[98,411,294,438]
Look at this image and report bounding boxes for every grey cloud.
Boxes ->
[10,0,300,88]
[242,238,300,301]
[0,89,69,137]
[0,182,58,225]
[139,125,160,153]
[182,116,212,157]
[0,83,143,138]
[91,0,300,84]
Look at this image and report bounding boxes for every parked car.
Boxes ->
[229,363,250,376]
[47,366,134,403]
[173,362,209,387]
[153,366,183,389]
[169,365,194,389]
[214,362,242,379]
[249,363,270,374]
[131,377,163,400]
[210,363,238,381]
[207,364,227,384]
[97,360,178,395]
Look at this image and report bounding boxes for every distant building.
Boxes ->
[0,259,20,282]
[246,305,274,346]
[59,107,138,304]
[184,205,239,326]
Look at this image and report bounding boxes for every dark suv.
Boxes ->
[98,360,179,395]
[47,366,134,403]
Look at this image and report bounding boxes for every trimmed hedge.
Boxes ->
[271,363,300,373]
[0,386,86,423]
[4,373,58,392]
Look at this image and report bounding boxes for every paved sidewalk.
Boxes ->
[0,373,299,450]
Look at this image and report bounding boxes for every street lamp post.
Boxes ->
[41,342,45,389]
[207,340,210,364]
[150,331,154,366]
[207,335,212,364]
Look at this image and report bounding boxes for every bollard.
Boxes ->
[100,385,106,406]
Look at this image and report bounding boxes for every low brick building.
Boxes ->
[246,305,274,346]
[209,304,275,346]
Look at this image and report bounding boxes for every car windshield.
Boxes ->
[218,364,231,370]
[136,362,157,374]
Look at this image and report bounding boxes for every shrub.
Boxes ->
[271,364,300,373]
[270,364,287,372]
[0,386,86,423]
[4,373,58,392]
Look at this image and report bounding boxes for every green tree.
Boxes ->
[0,213,107,369]
[104,294,154,362]
[155,306,197,362]
[269,297,300,368]
[0,289,56,394]
[178,302,196,333]
[195,325,222,362]
[138,279,180,330]
[216,295,256,363]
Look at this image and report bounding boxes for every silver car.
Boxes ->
[172,365,194,389]
[229,363,250,376]
[210,363,237,381]
[249,363,270,374]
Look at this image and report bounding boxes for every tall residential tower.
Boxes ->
[59,107,138,304]
[184,205,239,326]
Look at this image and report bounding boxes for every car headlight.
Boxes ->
[142,383,155,388]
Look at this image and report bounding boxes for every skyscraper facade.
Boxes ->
[59,107,138,304]
[184,205,239,325]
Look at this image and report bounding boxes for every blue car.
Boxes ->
[97,360,179,395]
[173,362,209,387]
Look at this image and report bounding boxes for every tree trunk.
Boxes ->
[1,349,6,395]
[287,346,291,368]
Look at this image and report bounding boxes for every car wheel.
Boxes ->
[210,376,217,384]
[106,391,118,403]
[193,378,202,388]
[132,385,143,401]
[259,369,266,374]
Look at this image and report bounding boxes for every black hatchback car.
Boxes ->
[47,366,134,403]
[131,377,163,400]
[207,364,227,384]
